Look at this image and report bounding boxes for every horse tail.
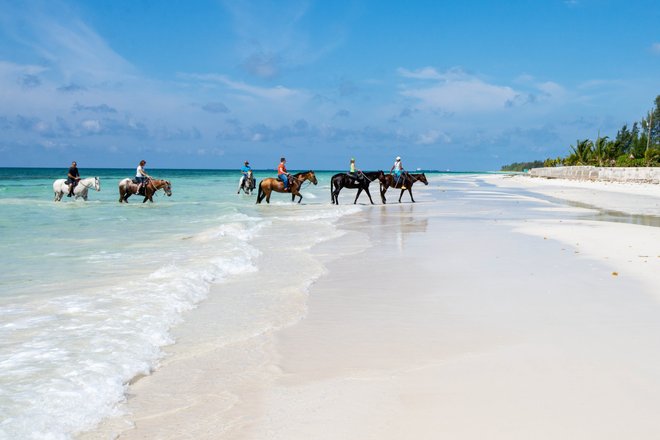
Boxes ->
[256,180,263,204]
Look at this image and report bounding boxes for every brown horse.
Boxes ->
[380,172,428,203]
[118,178,172,203]
[256,171,317,204]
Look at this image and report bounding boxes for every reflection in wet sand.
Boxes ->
[361,204,429,251]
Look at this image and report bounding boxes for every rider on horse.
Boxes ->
[135,160,152,195]
[278,157,291,191]
[238,160,252,194]
[66,161,81,197]
[348,157,364,183]
[390,156,407,189]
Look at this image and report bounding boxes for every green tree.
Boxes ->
[615,124,632,155]
[592,136,614,166]
[651,95,660,148]
[568,139,593,165]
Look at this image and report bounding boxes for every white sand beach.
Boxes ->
[83,174,660,440]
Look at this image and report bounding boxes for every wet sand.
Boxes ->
[83,174,660,439]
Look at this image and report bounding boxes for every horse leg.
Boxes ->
[364,187,375,205]
[380,187,387,204]
[297,193,303,203]
[408,187,415,203]
[332,186,340,204]
[354,187,363,204]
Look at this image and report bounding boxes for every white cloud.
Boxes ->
[652,43,660,55]
[536,81,566,98]
[398,68,517,112]
[220,0,346,77]
[81,119,101,133]
[183,73,302,100]
[416,130,451,145]
[0,2,135,84]
[0,61,48,77]
[397,67,443,80]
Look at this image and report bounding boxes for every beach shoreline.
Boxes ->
[82,174,660,439]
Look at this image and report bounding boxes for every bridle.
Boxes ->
[77,177,99,190]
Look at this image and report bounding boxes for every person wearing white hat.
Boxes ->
[390,156,407,188]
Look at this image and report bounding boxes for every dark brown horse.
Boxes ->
[118,178,172,203]
[380,173,428,203]
[330,171,384,205]
[256,171,318,204]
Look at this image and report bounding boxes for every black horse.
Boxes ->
[330,171,384,204]
[380,172,428,203]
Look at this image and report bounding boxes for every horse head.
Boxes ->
[417,173,428,185]
[94,177,101,191]
[163,180,172,196]
[294,171,317,186]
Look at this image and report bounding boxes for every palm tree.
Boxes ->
[592,136,612,166]
[569,139,593,165]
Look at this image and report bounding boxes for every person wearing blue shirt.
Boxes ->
[238,160,252,193]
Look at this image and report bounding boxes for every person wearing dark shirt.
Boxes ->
[66,161,81,197]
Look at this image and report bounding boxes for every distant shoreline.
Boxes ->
[0,167,496,174]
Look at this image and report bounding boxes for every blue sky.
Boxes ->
[0,0,658,171]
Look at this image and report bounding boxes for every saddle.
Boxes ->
[130,178,147,195]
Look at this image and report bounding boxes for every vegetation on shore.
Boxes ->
[501,95,660,170]
[501,161,545,172]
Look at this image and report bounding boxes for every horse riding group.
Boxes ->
[54,160,171,203]
[53,155,428,205]
[329,156,429,204]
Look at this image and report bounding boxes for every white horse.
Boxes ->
[237,170,256,195]
[53,177,101,201]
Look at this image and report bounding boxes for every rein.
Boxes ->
[77,178,97,190]
[360,172,374,183]
[148,180,169,195]
[293,173,314,189]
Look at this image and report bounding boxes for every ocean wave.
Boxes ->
[0,216,262,439]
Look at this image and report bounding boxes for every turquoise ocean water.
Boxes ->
[0,167,379,439]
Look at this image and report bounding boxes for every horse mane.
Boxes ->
[293,170,313,177]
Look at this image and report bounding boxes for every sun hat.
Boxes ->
[396,156,401,160]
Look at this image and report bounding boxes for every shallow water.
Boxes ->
[0,168,367,439]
